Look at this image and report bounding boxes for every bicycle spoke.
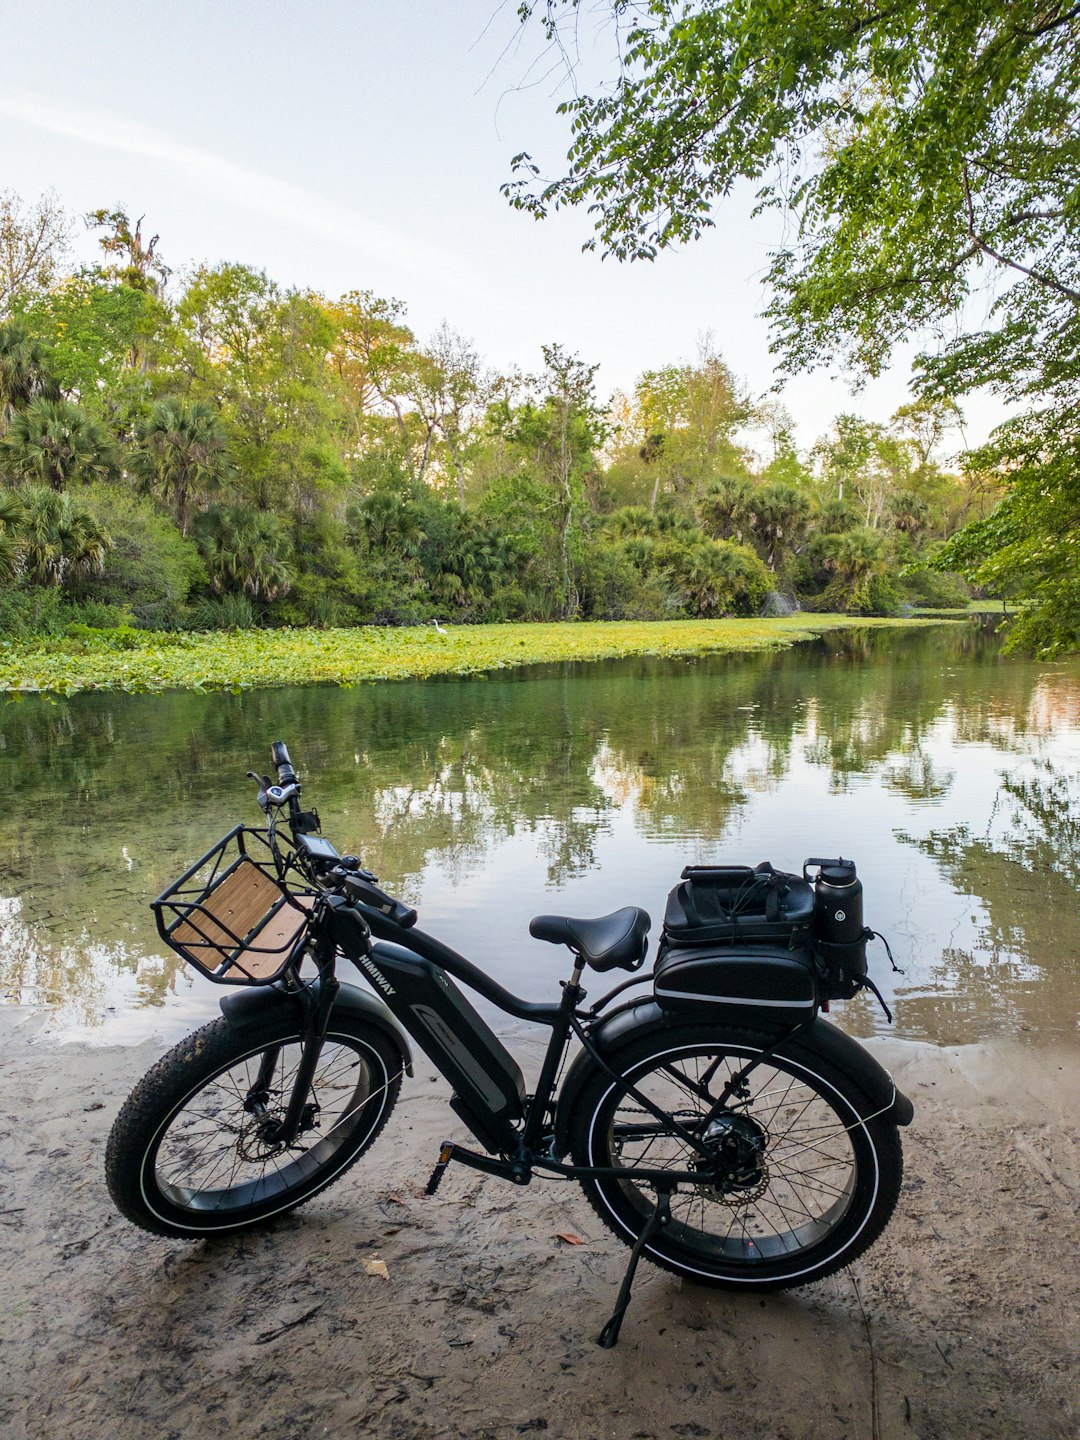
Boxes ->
[599,1043,861,1264]
[151,1036,393,1214]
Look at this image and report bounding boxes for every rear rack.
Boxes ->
[152,825,316,986]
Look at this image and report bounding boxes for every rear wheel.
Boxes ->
[106,1012,404,1237]
[567,1023,903,1288]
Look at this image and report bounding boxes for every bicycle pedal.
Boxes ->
[425,1142,456,1196]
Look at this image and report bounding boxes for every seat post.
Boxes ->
[563,960,586,1010]
[521,958,588,1152]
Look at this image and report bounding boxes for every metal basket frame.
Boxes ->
[152,825,318,986]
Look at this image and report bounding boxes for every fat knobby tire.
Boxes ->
[106,1012,403,1237]
[566,1021,904,1289]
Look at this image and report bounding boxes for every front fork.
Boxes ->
[244,937,340,1147]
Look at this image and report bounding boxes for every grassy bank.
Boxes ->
[0,614,953,696]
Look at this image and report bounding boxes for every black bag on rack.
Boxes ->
[661,862,815,951]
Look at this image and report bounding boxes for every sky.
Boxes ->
[0,0,1000,454]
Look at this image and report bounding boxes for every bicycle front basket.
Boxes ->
[152,825,316,986]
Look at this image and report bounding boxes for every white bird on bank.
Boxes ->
[432,619,447,635]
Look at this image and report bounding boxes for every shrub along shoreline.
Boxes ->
[0,614,954,696]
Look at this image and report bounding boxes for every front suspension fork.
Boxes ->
[244,963,340,1147]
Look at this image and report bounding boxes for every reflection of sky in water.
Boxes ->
[2,624,1079,1048]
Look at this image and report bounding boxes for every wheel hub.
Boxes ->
[237,1100,321,1160]
[694,1112,769,1204]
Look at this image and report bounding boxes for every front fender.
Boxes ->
[554,1000,911,1155]
[219,980,414,1076]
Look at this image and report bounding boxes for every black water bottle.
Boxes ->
[808,858,867,998]
[814,860,863,945]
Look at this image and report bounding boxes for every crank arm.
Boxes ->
[425,1142,531,1191]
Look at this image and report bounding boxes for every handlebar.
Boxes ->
[270,740,297,786]
[257,738,417,926]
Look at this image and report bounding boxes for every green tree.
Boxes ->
[632,344,752,505]
[14,269,164,420]
[130,397,233,536]
[698,476,753,544]
[818,527,897,615]
[12,485,111,587]
[417,323,488,501]
[82,209,171,374]
[603,504,658,540]
[0,398,117,490]
[87,208,169,296]
[932,419,1080,650]
[745,482,812,573]
[0,317,59,416]
[511,1,1080,650]
[0,488,23,580]
[654,535,771,617]
[887,489,931,540]
[324,291,486,492]
[349,487,428,558]
[758,416,812,491]
[498,345,608,617]
[68,484,205,627]
[477,467,563,618]
[511,3,1078,343]
[175,265,344,514]
[814,416,881,508]
[325,289,419,461]
[195,505,293,603]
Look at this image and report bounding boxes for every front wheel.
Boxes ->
[106,1011,404,1237]
[566,1022,903,1289]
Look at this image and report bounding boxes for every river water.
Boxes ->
[2,620,1078,1048]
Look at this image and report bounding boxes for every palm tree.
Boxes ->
[0,398,117,490]
[130,397,233,536]
[197,506,292,602]
[746,483,811,570]
[0,489,24,581]
[817,497,860,535]
[0,318,60,417]
[348,491,427,557]
[819,528,888,613]
[697,477,753,543]
[657,538,766,617]
[887,489,931,538]
[682,542,755,616]
[603,505,658,540]
[16,486,110,586]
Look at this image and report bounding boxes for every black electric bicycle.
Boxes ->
[106,741,913,1346]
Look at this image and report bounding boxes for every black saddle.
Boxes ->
[529,906,651,973]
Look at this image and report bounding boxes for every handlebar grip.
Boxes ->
[270,740,297,784]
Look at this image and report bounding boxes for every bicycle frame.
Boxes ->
[296,893,715,1191]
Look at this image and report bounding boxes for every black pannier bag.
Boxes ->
[655,857,876,1017]
[661,862,815,949]
[653,942,819,1025]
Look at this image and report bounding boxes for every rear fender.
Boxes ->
[553,1000,911,1155]
[219,981,414,1076]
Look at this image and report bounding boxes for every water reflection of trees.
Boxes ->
[884,744,955,803]
[1,620,1073,1022]
[901,755,1080,1042]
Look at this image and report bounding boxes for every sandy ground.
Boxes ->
[0,1007,1076,1440]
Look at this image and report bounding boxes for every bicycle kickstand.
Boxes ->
[596,1179,675,1349]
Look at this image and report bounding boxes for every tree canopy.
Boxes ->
[0,191,989,638]
[509,0,1080,651]
[508,1,1078,374]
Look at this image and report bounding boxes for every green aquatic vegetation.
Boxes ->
[0,614,948,696]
